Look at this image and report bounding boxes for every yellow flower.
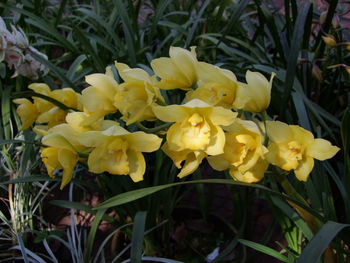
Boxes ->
[233,70,275,113]
[13,83,81,130]
[153,99,237,177]
[207,119,268,183]
[81,72,118,123]
[13,98,39,129]
[151,46,197,90]
[113,62,164,125]
[77,123,162,182]
[184,62,237,109]
[41,124,83,189]
[36,87,80,128]
[265,121,340,181]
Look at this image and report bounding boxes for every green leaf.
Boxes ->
[185,0,210,48]
[0,174,58,185]
[30,52,77,89]
[1,85,12,140]
[298,221,349,263]
[130,211,147,263]
[341,109,350,213]
[238,239,288,262]
[0,4,78,52]
[67,55,87,81]
[85,208,107,263]
[93,179,324,223]
[73,27,105,73]
[281,2,311,115]
[113,0,137,66]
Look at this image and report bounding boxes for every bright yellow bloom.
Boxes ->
[265,121,340,181]
[151,46,197,90]
[153,99,237,177]
[113,62,164,125]
[81,73,118,123]
[77,123,162,182]
[207,119,268,183]
[233,70,275,113]
[184,62,238,109]
[13,83,81,130]
[36,87,81,127]
[41,124,84,189]
[13,98,39,129]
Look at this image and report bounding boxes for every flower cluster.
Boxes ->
[14,47,339,188]
[0,17,48,79]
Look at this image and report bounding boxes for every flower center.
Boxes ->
[181,113,210,150]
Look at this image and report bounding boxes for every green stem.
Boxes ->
[135,122,172,133]
[275,173,321,233]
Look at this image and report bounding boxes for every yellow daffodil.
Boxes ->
[36,87,80,128]
[13,83,81,130]
[151,46,197,90]
[207,119,268,183]
[13,98,39,129]
[233,70,275,113]
[77,123,162,182]
[81,72,118,123]
[153,99,237,177]
[114,62,164,125]
[41,124,85,189]
[265,121,340,181]
[184,62,238,109]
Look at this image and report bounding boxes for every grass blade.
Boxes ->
[93,179,325,223]
[298,221,349,263]
[85,208,107,263]
[238,239,288,262]
[281,2,311,116]
[130,211,147,263]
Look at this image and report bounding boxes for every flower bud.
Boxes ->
[322,35,337,47]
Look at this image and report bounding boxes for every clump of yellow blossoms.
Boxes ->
[14,47,339,188]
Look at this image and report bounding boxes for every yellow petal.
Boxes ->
[162,143,190,168]
[205,123,225,155]
[208,106,237,126]
[125,132,162,152]
[207,154,230,171]
[13,98,39,130]
[230,158,268,183]
[156,78,190,91]
[196,62,236,85]
[294,156,314,181]
[87,140,129,175]
[78,131,108,147]
[307,138,340,161]
[244,70,273,112]
[127,149,146,182]
[29,83,51,95]
[151,57,186,82]
[85,73,118,97]
[115,62,151,83]
[41,147,59,178]
[152,104,188,123]
[289,125,314,145]
[58,148,78,189]
[81,86,115,113]
[166,122,186,151]
[42,133,76,152]
[266,121,293,142]
[169,46,197,84]
[177,151,206,178]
